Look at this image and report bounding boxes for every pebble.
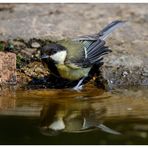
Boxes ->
[142,67,148,76]
[31,42,41,48]
[122,71,128,77]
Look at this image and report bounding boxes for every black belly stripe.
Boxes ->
[43,59,60,77]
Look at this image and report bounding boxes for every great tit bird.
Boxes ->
[40,20,125,90]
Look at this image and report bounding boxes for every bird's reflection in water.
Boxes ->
[39,100,121,136]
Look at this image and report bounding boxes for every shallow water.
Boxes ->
[0,84,148,144]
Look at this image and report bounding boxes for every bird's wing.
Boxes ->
[72,20,125,66]
[82,39,111,65]
[61,39,110,68]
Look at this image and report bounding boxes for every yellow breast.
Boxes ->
[56,64,91,80]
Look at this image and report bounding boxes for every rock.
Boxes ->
[0,52,16,85]
[20,48,36,57]
[101,53,148,88]
[0,4,147,40]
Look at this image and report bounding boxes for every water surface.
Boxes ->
[0,84,148,144]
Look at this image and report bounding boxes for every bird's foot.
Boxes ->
[73,84,83,91]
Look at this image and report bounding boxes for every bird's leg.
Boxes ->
[97,124,121,135]
[73,75,94,91]
[73,77,85,91]
[73,63,103,91]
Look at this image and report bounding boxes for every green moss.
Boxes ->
[16,54,24,68]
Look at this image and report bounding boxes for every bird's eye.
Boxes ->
[51,49,57,54]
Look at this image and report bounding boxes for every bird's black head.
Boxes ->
[40,43,67,64]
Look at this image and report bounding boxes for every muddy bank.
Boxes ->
[0,4,147,89]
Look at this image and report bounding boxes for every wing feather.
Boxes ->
[71,20,125,67]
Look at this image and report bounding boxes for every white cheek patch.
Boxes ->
[49,118,65,130]
[50,51,67,64]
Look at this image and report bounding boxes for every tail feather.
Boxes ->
[98,20,126,40]
[97,124,121,135]
[74,20,126,41]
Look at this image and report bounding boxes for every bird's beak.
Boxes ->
[41,54,50,59]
